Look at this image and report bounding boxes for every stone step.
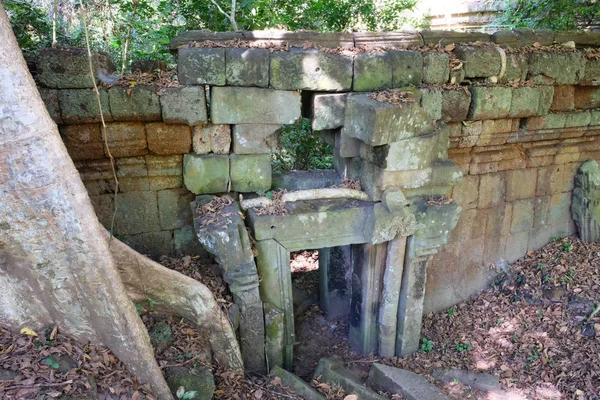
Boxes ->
[314,357,388,400]
[431,368,501,392]
[271,366,325,400]
[366,363,449,400]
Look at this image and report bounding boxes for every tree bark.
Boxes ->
[0,5,241,399]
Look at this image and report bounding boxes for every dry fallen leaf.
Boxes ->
[344,395,358,400]
[20,328,37,337]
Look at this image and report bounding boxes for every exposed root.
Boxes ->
[108,232,244,373]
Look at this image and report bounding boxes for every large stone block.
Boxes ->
[453,45,501,78]
[146,123,192,155]
[536,163,578,196]
[314,358,388,400]
[550,86,575,112]
[36,48,115,89]
[511,199,534,233]
[312,93,348,131]
[525,113,566,130]
[506,168,537,201]
[226,48,269,87]
[367,364,449,400]
[537,86,554,116]
[498,52,528,84]
[230,154,272,192]
[157,188,195,230]
[342,93,433,146]
[441,88,471,122]
[183,154,229,194]
[468,86,512,120]
[581,58,600,85]
[160,86,208,126]
[478,172,506,208]
[509,86,541,118]
[122,231,174,258]
[39,88,63,124]
[389,50,423,87]
[146,154,183,190]
[232,124,280,154]
[178,48,225,85]
[211,87,301,124]
[114,191,161,235]
[108,85,161,121]
[572,160,600,241]
[361,128,447,171]
[574,87,600,109]
[104,122,147,157]
[59,89,113,124]
[59,124,105,161]
[353,52,393,91]
[270,48,352,91]
[564,111,592,128]
[420,88,442,121]
[422,52,449,84]
[192,124,231,155]
[528,51,585,85]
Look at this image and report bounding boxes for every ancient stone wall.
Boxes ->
[36,30,600,317]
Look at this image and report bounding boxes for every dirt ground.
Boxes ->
[1,238,599,399]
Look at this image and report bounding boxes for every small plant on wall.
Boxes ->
[272,118,333,171]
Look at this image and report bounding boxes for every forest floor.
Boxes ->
[0,237,599,399]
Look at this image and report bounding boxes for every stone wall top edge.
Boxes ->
[169,29,600,50]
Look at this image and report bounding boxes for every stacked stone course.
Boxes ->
[36,28,600,370]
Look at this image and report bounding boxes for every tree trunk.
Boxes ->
[0,5,241,399]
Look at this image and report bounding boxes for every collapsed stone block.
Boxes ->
[318,246,353,319]
[389,50,423,87]
[183,154,229,194]
[59,124,104,161]
[230,154,272,192]
[422,52,449,84]
[342,93,433,146]
[528,51,585,85]
[468,86,512,120]
[453,45,501,78]
[270,48,352,91]
[39,88,63,124]
[211,87,301,124]
[192,124,231,155]
[108,86,161,121]
[146,123,192,155]
[360,127,448,171]
[312,93,348,131]
[178,48,226,85]
[160,86,208,126]
[36,48,115,89]
[226,48,269,87]
[314,358,388,400]
[353,52,393,91]
[232,124,280,154]
[59,88,113,124]
[104,122,147,157]
[367,364,449,400]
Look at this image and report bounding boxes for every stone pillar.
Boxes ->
[377,236,407,358]
[395,198,461,356]
[318,246,353,318]
[193,197,266,373]
[349,242,388,354]
[255,239,295,370]
[572,160,600,242]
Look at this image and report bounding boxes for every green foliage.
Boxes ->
[562,241,572,252]
[4,0,53,57]
[272,118,333,171]
[420,337,434,352]
[43,358,60,369]
[446,306,457,318]
[176,386,198,399]
[495,0,599,31]
[454,340,471,353]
